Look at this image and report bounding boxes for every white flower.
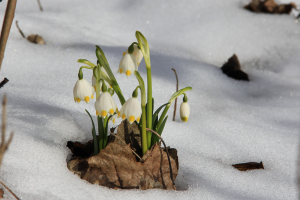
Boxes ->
[180,102,190,122]
[95,91,118,118]
[92,68,111,91]
[123,45,143,65]
[109,113,118,124]
[118,53,138,77]
[73,79,95,103]
[119,97,142,124]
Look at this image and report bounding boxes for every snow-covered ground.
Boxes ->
[0,0,300,199]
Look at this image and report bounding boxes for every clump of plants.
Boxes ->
[72,31,192,156]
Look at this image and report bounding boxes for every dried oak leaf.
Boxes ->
[68,142,178,190]
[232,161,264,171]
[244,0,297,14]
[27,34,45,45]
[221,54,249,81]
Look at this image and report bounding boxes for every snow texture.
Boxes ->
[0,0,300,199]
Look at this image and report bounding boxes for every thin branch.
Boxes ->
[15,21,25,38]
[146,128,175,188]
[0,0,17,71]
[0,95,13,168]
[172,68,179,121]
[0,181,20,200]
[37,0,43,11]
[0,78,9,89]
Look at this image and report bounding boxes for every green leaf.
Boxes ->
[78,59,96,67]
[168,87,192,104]
[135,31,151,68]
[85,109,99,155]
[98,116,104,150]
[151,116,168,145]
[95,46,116,81]
[152,102,170,129]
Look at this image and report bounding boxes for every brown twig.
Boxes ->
[0,95,13,168]
[172,68,179,121]
[15,21,25,39]
[109,132,144,162]
[37,0,43,11]
[0,181,20,200]
[0,78,9,89]
[0,96,17,199]
[0,0,17,71]
[146,128,176,189]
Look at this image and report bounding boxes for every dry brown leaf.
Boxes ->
[27,34,45,44]
[232,161,264,171]
[244,0,297,14]
[221,54,249,81]
[67,120,178,190]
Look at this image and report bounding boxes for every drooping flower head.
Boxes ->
[73,78,95,103]
[119,97,142,124]
[92,67,110,91]
[95,91,118,118]
[118,53,138,77]
[180,94,190,122]
[123,44,143,65]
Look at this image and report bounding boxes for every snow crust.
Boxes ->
[0,0,300,199]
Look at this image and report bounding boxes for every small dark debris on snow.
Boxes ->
[244,0,297,14]
[232,161,264,171]
[221,54,249,81]
[0,78,9,89]
[0,188,3,199]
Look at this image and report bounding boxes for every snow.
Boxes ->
[0,0,300,199]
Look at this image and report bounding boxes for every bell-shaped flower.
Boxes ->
[73,79,95,103]
[119,97,142,124]
[109,113,118,124]
[95,91,118,118]
[118,53,138,77]
[123,45,143,65]
[180,102,190,122]
[92,68,110,91]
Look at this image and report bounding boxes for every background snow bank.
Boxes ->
[0,0,300,199]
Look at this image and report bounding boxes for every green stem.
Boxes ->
[146,67,152,149]
[141,105,147,155]
[103,116,108,148]
[134,71,147,155]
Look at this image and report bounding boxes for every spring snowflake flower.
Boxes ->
[119,97,142,124]
[95,91,118,118]
[180,102,190,122]
[73,79,95,103]
[118,53,138,77]
[92,68,111,91]
[123,45,143,65]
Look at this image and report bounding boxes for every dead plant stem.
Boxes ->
[37,0,43,11]
[0,181,20,200]
[0,0,17,71]
[146,128,176,188]
[15,21,25,38]
[172,68,179,121]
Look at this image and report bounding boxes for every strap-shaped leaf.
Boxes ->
[95,46,116,81]
[152,102,169,129]
[168,87,192,104]
[85,109,99,155]
[135,31,151,68]
[98,116,104,150]
[78,59,96,67]
[151,116,168,145]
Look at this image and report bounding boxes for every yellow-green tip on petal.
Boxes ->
[181,117,188,122]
